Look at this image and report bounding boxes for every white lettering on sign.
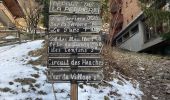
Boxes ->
[49,15,102,29]
[49,15,101,21]
[50,0,100,14]
[49,41,102,49]
[48,59,69,66]
[64,48,87,53]
[49,36,101,42]
[50,73,102,81]
[48,58,104,66]
[49,27,101,33]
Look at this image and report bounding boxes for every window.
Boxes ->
[123,32,130,40]
[131,24,139,35]
[116,37,123,45]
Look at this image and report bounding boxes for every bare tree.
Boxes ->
[20,0,43,40]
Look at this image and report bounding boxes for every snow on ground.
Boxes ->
[0,40,143,100]
[4,36,16,39]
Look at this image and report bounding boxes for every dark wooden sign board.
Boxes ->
[47,67,103,71]
[48,47,101,54]
[49,0,101,14]
[48,41,103,49]
[49,26,101,33]
[47,71,103,83]
[49,15,101,21]
[48,34,102,42]
[49,21,101,29]
[48,57,103,67]
[48,68,102,73]
[49,15,102,27]
[48,35,103,54]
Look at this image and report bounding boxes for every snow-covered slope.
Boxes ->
[0,40,143,100]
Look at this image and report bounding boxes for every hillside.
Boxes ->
[102,46,170,100]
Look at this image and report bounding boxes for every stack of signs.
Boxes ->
[47,0,103,83]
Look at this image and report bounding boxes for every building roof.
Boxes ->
[3,0,24,18]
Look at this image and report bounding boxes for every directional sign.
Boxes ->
[49,26,101,33]
[47,70,103,83]
[48,35,102,42]
[49,41,102,49]
[48,35,103,54]
[49,15,101,32]
[48,67,103,71]
[49,15,102,27]
[49,0,101,14]
[48,47,101,54]
[48,57,103,67]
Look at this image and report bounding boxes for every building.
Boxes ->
[110,0,170,55]
[109,0,141,44]
[0,0,26,44]
[0,0,25,29]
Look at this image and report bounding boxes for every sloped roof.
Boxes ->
[3,0,24,18]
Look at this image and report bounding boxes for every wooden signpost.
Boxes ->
[47,0,103,100]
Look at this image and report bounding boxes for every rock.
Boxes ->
[60,89,65,93]
[166,85,170,94]
[166,90,170,94]
[31,87,36,91]
[163,73,170,80]
[117,80,124,86]
[35,98,42,100]
[0,87,11,92]
[139,67,145,71]
[109,91,121,97]
[146,81,151,84]
[31,74,40,78]
[152,95,158,100]
[14,78,36,85]
[25,97,32,100]
[99,90,104,93]
[9,82,14,85]
[104,96,110,100]
[22,88,27,93]
[35,84,40,88]
[38,90,47,95]
[79,84,83,89]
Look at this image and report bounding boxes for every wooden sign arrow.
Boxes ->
[47,57,103,67]
[47,70,104,83]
